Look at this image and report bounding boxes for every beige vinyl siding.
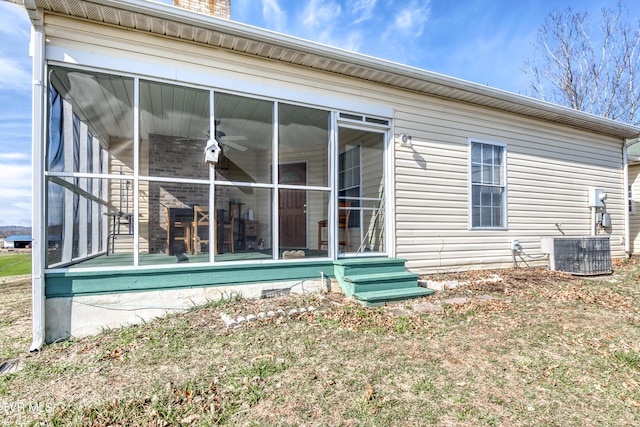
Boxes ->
[45,14,627,273]
[392,89,624,269]
[395,104,624,272]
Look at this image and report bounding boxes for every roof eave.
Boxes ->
[29,0,640,140]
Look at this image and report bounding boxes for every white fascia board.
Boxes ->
[46,46,393,120]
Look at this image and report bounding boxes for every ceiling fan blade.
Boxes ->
[220,136,248,151]
[221,135,247,141]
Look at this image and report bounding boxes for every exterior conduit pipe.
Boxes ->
[26,1,46,352]
[624,136,640,258]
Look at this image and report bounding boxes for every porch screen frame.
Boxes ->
[334,116,391,258]
[43,62,392,272]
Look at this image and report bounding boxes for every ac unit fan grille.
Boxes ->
[552,236,611,276]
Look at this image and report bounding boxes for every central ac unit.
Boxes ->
[541,236,611,276]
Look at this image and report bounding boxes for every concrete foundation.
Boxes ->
[45,279,323,342]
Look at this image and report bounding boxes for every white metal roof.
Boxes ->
[14,0,640,140]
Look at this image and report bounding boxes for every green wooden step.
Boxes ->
[344,271,420,293]
[343,271,419,283]
[353,287,435,307]
[333,258,408,276]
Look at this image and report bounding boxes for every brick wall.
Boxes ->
[147,134,210,253]
[173,0,231,19]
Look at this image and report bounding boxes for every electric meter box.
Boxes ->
[588,188,607,207]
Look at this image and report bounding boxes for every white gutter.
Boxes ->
[624,136,640,257]
[26,0,46,352]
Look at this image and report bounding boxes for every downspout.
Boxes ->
[623,142,630,255]
[625,136,640,258]
[25,0,46,352]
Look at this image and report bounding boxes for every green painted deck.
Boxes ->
[46,254,433,307]
[46,252,334,298]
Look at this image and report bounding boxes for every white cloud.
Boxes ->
[0,153,29,161]
[301,0,342,29]
[0,56,31,92]
[0,115,31,141]
[388,1,430,38]
[349,0,377,24]
[0,162,31,226]
[0,2,30,38]
[0,204,31,227]
[337,31,364,52]
[0,3,31,93]
[0,163,31,188]
[0,111,30,122]
[350,0,430,66]
[294,0,369,52]
[261,0,287,32]
[0,188,30,198]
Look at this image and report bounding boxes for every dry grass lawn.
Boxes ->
[1,261,639,426]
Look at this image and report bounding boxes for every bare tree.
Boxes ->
[523,1,640,125]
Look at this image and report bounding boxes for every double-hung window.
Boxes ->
[339,145,361,228]
[469,140,506,229]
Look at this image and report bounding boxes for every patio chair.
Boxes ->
[192,206,210,255]
[222,203,238,253]
[317,201,350,251]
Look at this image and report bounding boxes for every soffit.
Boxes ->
[25,0,640,140]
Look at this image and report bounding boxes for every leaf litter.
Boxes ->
[1,265,640,426]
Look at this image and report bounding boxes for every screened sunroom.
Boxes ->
[45,66,389,270]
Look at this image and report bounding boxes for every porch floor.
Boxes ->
[64,249,330,268]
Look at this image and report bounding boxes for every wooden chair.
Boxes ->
[222,204,238,253]
[165,207,191,255]
[192,206,210,255]
[318,201,351,251]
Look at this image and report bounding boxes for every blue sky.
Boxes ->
[0,0,638,226]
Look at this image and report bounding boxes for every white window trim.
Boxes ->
[467,138,508,230]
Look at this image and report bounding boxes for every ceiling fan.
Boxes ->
[218,135,248,152]
[176,131,248,152]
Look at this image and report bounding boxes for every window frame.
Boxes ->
[338,144,362,228]
[468,138,508,230]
